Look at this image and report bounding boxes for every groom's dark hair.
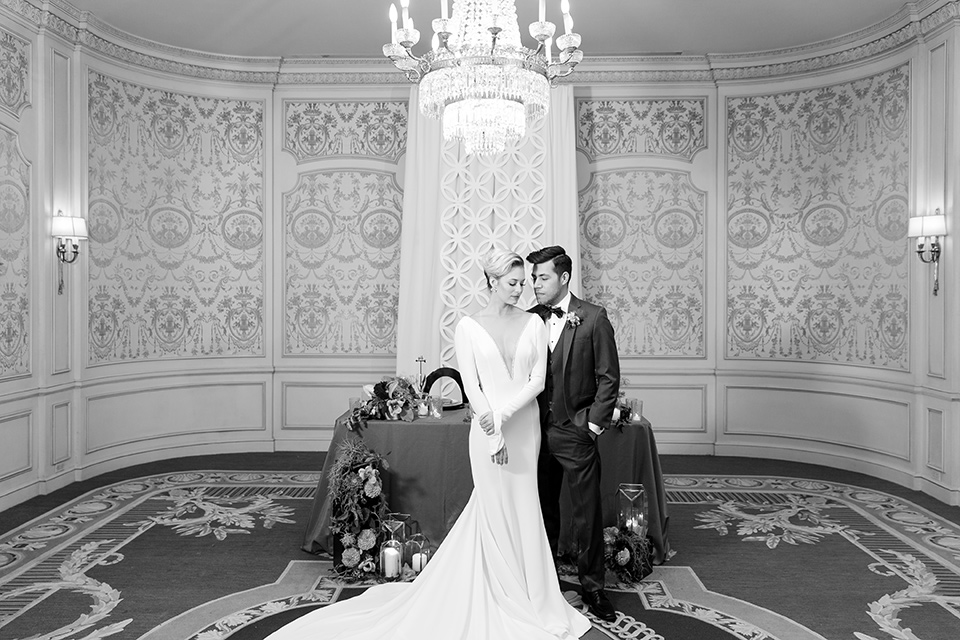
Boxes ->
[526,245,572,278]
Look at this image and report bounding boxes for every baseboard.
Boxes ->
[917,476,960,507]
[656,443,716,456]
[274,437,334,453]
[713,443,921,493]
[0,483,41,514]
[77,440,277,482]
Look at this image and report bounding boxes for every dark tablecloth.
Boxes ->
[303,409,670,564]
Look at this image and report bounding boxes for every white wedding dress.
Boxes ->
[265,312,590,640]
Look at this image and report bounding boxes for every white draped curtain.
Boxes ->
[396,86,580,381]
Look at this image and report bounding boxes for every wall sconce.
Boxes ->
[907,208,947,296]
[51,210,88,295]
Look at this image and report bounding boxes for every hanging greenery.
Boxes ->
[327,438,390,581]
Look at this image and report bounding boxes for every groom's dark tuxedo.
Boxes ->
[532,294,619,594]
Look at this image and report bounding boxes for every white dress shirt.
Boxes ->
[547,291,571,352]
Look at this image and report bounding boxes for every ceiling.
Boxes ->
[65,0,912,59]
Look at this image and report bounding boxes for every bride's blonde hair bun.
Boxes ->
[481,248,524,290]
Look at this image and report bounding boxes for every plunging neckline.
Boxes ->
[466,314,536,381]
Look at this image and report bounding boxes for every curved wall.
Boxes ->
[0,0,957,510]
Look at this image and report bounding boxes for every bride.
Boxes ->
[265,249,590,639]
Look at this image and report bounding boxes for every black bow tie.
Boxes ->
[541,306,564,319]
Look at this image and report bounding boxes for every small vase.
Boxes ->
[617,482,648,539]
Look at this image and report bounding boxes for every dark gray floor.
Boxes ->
[2,451,958,534]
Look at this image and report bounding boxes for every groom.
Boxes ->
[527,245,620,622]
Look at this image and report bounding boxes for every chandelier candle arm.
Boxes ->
[390,4,398,43]
[383,0,583,156]
[560,0,572,33]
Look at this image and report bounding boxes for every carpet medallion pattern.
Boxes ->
[0,472,957,639]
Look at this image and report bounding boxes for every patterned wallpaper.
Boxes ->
[283,101,407,163]
[577,99,707,358]
[283,170,403,355]
[0,28,30,118]
[282,99,407,355]
[578,169,705,357]
[86,72,265,363]
[726,66,910,368]
[576,98,706,162]
[0,126,30,377]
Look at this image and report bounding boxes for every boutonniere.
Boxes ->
[564,311,582,327]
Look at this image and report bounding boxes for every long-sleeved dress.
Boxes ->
[264,312,590,640]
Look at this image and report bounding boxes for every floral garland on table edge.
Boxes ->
[327,438,390,581]
[348,376,419,432]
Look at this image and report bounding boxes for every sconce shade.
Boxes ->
[907,214,946,238]
[50,216,89,240]
[51,215,88,240]
[51,215,89,240]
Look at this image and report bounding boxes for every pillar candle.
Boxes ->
[382,547,401,577]
[412,551,427,572]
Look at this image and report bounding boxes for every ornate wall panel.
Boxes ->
[579,169,705,357]
[0,126,30,377]
[283,170,403,355]
[283,101,407,163]
[0,28,29,118]
[437,123,548,366]
[726,65,910,368]
[576,98,706,162]
[86,72,265,363]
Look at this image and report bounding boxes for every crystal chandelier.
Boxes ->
[383,0,583,156]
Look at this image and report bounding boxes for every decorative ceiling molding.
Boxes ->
[2,0,958,86]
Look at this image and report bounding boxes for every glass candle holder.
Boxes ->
[380,512,409,579]
[417,393,430,417]
[412,546,431,573]
[429,395,443,418]
[404,532,430,573]
[617,482,648,539]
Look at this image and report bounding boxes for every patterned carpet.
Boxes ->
[1,469,959,639]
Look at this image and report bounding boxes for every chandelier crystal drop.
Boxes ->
[383,0,583,156]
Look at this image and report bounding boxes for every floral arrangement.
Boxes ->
[348,376,419,431]
[327,438,390,581]
[564,310,582,327]
[602,526,653,584]
[610,391,638,432]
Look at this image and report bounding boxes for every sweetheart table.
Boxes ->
[303,407,671,564]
